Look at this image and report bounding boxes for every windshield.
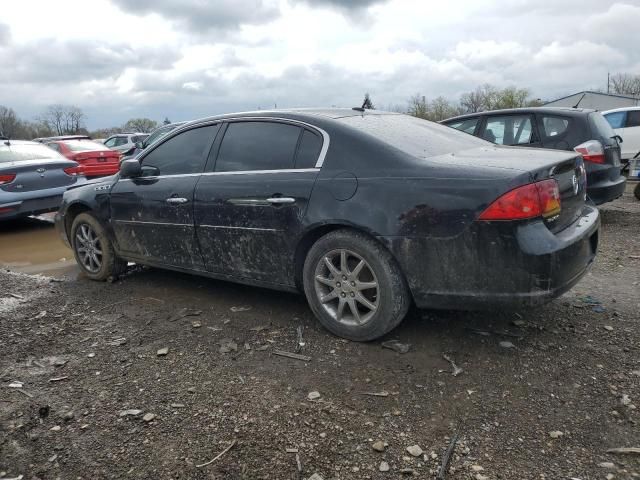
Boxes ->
[0,143,62,163]
[338,114,488,158]
[63,140,111,152]
[145,125,180,147]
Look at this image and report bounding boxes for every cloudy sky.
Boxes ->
[1,0,639,129]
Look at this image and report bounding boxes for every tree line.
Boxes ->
[0,104,168,140]
[2,72,638,140]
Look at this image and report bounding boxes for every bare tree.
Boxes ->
[362,93,374,110]
[123,118,159,133]
[40,104,86,135]
[0,106,20,138]
[459,87,485,113]
[408,94,429,119]
[609,73,640,97]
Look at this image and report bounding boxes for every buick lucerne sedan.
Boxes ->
[55,109,599,341]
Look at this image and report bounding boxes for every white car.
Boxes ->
[602,107,640,161]
[103,133,149,154]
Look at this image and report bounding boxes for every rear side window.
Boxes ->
[626,111,640,128]
[541,115,570,139]
[338,114,486,159]
[142,124,219,175]
[47,143,61,152]
[446,117,479,135]
[295,129,323,168]
[215,121,301,172]
[484,115,535,145]
[604,111,626,129]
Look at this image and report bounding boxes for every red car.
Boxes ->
[46,140,121,177]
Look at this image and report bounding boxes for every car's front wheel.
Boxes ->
[71,213,126,281]
[303,229,411,341]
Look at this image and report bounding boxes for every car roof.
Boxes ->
[442,107,596,123]
[183,108,400,128]
[601,106,640,114]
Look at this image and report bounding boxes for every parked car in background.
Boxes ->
[121,122,187,160]
[33,134,91,143]
[103,133,149,154]
[45,139,121,178]
[602,107,640,163]
[442,107,626,205]
[56,109,598,341]
[0,139,86,220]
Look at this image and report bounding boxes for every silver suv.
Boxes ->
[103,133,149,154]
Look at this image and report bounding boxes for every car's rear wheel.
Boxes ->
[303,229,410,341]
[71,213,126,281]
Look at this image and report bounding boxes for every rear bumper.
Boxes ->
[587,175,626,205]
[382,205,600,310]
[0,194,64,220]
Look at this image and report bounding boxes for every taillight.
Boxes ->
[0,174,16,185]
[479,179,561,221]
[574,140,605,164]
[64,166,84,176]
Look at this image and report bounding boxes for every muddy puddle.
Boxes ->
[0,214,78,277]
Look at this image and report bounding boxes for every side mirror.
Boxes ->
[119,159,142,178]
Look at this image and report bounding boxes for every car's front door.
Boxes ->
[110,124,220,270]
[479,113,541,147]
[194,120,325,286]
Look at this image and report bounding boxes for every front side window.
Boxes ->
[604,111,626,129]
[446,117,479,135]
[142,124,219,176]
[626,110,640,128]
[541,116,570,139]
[484,115,535,145]
[215,121,301,172]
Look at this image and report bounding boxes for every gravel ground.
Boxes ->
[1,191,639,480]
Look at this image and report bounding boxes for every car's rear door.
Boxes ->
[109,124,220,270]
[622,110,640,160]
[194,119,325,286]
[479,113,541,147]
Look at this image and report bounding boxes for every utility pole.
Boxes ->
[607,72,610,94]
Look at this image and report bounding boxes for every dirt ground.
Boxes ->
[1,189,639,480]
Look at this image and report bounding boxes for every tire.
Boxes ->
[302,229,411,341]
[71,212,127,281]
[634,182,640,201]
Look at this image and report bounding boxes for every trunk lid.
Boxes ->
[71,150,120,166]
[0,158,79,193]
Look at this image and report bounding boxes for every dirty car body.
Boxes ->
[55,109,599,340]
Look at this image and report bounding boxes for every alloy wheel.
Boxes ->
[75,223,103,273]
[314,249,379,326]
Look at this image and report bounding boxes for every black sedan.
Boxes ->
[55,109,599,341]
[441,107,626,205]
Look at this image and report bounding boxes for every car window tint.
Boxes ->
[626,111,640,128]
[47,143,61,152]
[295,129,323,168]
[484,115,534,145]
[541,116,570,138]
[589,112,616,139]
[114,137,128,146]
[447,118,479,134]
[604,111,626,129]
[142,124,219,175]
[104,138,116,147]
[215,122,301,172]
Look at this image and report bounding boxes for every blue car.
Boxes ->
[0,138,87,221]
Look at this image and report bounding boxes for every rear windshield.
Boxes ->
[337,114,487,158]
[589,112,616,139]
[63,140,110,152]
[0,143,61,163]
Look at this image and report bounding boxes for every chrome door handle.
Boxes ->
[166,197,189,205]
[266,197,295,204]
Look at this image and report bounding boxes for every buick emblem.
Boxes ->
[572,174,579,195]
[36,168,45,173]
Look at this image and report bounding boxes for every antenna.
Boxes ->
[572,92,586,109]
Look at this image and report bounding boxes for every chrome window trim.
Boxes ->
[137,116,330,171]
[117,168,320,182]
